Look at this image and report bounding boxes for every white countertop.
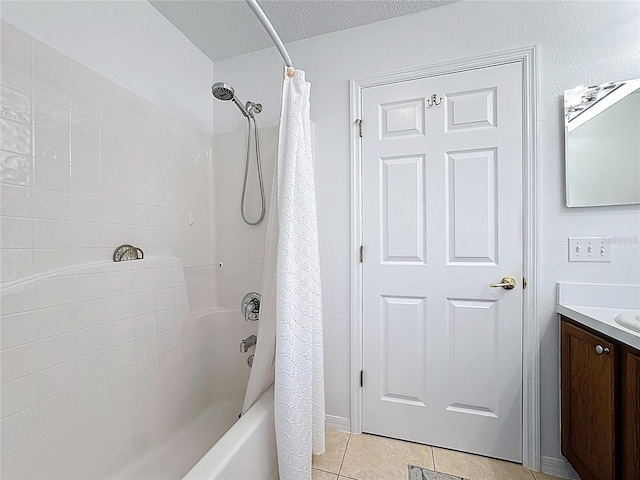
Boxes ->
[557,304,640,350]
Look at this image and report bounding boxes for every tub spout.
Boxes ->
[240,335,257,353]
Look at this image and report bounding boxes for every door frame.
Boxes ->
[349,46,540,470]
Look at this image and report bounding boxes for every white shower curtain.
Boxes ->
[241,68,325,479]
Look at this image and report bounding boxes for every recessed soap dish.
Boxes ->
[113,244,144,262]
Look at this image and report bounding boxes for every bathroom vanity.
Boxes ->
[557,283,640,480]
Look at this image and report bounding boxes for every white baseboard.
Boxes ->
[325,415,351,433]
[540,456,579,479]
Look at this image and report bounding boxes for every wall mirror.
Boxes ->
[564,78,640,207]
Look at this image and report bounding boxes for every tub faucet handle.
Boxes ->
[240,335,257,353]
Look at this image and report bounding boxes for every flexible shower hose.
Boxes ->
[241,108,265,226]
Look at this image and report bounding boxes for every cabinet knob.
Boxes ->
[595,345,610,355]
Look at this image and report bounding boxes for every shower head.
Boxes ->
[212,81,250,118]
[212,82,235,101]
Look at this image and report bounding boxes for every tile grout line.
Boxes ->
[431,445,436,472]
[336,432,352,478]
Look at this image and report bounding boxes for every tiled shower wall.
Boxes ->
[211,126,278,310]
[0,22,215,302]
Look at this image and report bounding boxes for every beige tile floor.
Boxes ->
[312,429,568,480]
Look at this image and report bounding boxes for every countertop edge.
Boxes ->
[558,304,640,351]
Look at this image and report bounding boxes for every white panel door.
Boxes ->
[361,62,524,462]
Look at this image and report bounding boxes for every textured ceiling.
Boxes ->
[150,0,457,62]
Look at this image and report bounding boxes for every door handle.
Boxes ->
[489,276,517,290]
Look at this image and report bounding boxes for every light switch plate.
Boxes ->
[568,237,612,262]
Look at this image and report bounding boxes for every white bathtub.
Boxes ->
[183,386,278,480]
[0,260,265,480]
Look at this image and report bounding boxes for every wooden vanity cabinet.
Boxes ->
[561,317,640,480]
[621,350,640,479]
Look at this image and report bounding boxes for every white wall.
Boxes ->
[211,0,640,470]
[0,0,213,132]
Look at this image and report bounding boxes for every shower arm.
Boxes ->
[245,0,295,73]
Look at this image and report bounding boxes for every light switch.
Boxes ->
[568,237,612,262]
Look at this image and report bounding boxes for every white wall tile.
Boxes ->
[133,291,155,316]
[70,167,100,197]
[76,349,110,384]
[73,273,106,302]
[157,329,176,354]
[73,299,108,329]
[34,159,70,193]
[105,270,132,297]
[108,342,136,372]
[70,222,100,248]
[156,308,176,332]
[33,41,68,86]
[125,179,146,204]
[70,194,100,222]
[38,304,75,339]
[70,87,100,121]
[125,203,146,226]
[34,189,70,220]
[177,323,194,346]
[100,223,126,247]
[1,117,31,155]
[0,150,33,187]
[175,304,191,326]
[136,356,159,386]
[0,405,39,453]
[39,388,76,432]
[33,249,71,276]
[156,287,175,311]
[70,140,99,171]
[100,99,124,128]
[70,113,99,147]
[1,374,39,418]
[39,332,75,369]
[34,98,69,137]
[106,295,133,322]
[77,375,109,411]
[100,174,125,201]
[0,281,37,316]
[107,318,135,348]
[34,219,70,249]
[100,150,125,177]
[158,349,178,375]
[0,184,32,217]
[76,324,109,357]
[1,311,37,349]
[155,267,174,289]
[38,360,75,400]
[0,22,32,62]
[109,365,136,397]
[134,313,157,339]
[132,268,155,292]
[37,276,73,309]
[1,85,32,125]
[0,51,32,94]
[1,343,38,384]
[33,128,67,162]
[99,199,125,224]
[1,249,34,283]
[175,285,189,306]
[100,125,124,154]
[135,335,157,362]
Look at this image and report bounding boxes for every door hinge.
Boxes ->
[359,245,364,263]
[355,118,363,137]
[523,277,527,289]
[360,370,364,387]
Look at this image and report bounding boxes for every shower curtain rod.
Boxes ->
[245,0,295,72]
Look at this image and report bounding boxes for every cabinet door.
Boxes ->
[561,320,616,480]
[622,350,640,479]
